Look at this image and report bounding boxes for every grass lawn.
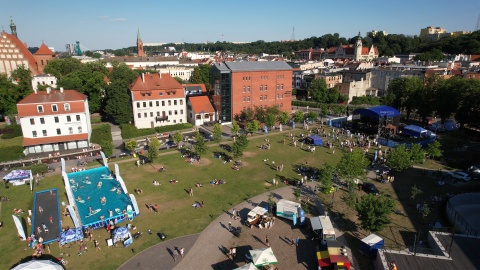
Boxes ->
[0,126,463,270]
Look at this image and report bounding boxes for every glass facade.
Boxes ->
[211,67,232,122]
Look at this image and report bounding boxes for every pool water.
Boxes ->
[67,166,131,226]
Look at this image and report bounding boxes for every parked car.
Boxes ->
[447,170,471,181]
[160,141,177,149]
[362,182,380,195]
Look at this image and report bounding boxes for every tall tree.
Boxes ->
[194,131,207,158]
[231,119,240,135]
[212,123,222,143]
[336,149,369,184]
[10,65,33,99]
[355,194,395,232]
[191,64,210,89]
[435,76,463,123]
[386,77,423,121]
[308,78,328,103]
[147,137,161,162]
[232,134,249,159]
[172,132,183,148]
[43,58,83,79]
[104,62,138,123]
[264,113,276,130]
[279,111,290,125]
[455,79,480,128]
[319,163,336,193]
[0,73,18,115]
[386,144,412,172]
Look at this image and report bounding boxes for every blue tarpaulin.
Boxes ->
[306,134,323,146]
[353,105,400,118]
[403,125,427,138]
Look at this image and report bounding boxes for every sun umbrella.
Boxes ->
[249,247,278,267]
[234,262,258,270]
[11,260,63,270]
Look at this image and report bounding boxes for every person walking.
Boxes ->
[265,236,270,247]
[231,209,236,219]
[295,236,300,247]
[180,247,185,257]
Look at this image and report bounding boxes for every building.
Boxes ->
[323,34,379,62]
[130,72,186,129]
[419,26,470,42]
[371,65,428,95]
[187,96,216,126]
[154,65,195,82]
[210,61,293,123]
[33,43,55,74]
[17,88,92,155]
[32,74,57,91]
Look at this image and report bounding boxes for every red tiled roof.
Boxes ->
[34,43,55,55]
[23,133,88,147]
[18,90,87,105]
[130,73,184,100]
[470,55,480,61]
[189,95,214,114]
[2,31,38,75]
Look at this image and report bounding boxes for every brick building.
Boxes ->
[210,61,293,122]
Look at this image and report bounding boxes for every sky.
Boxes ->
[1,0,479,51]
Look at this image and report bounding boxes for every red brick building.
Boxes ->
[210,61,293,122]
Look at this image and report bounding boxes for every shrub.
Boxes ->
[1,124,23,139]
[154,123,193,133]
[0,146,25,162]
[120,124,155,139]
[90,124,113,156]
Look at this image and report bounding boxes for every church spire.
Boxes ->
[136,29,145,57]
[10,16,17,37]
[137,28,142,42]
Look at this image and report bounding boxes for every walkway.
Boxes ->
[109,123,124,156]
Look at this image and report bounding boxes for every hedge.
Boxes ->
[0,146,25,162]
[120,123,194,139]
[1,124,23,139]
[90,124,113,156]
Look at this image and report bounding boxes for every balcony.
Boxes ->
[155,116,169,122]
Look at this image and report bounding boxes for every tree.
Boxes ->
[336,149,369,185]
[279,111,290,125]
[232,134,249,159]
[267,193,276,214]
[293,111,304,124]
[100,140,114,157]
[355,194,395,232]
[435,76,463,123]
[410,185,423,201]
[327,87,339,103]
[104,63,138,123]
[239,107,255,121]
[319,163,335,194]
[44,58,83,78]
[173,132,183,147]
[191,64,210,89]
[426,140,442,159]
[147,137,160,162]
[254,106,266,123]
[194,131,207,158]
[125,139,138,153]
[419,203,431,221]
[385,77,423,121]
[455,79,480,128]
[308,78,328,103]
[0,73,19,115]
[386,144,412,172]
[264,113,276,130]
[10,65,33,101]
[173,76,184,84]
[246,120,260,133]
[231,119,240,135]
[293,188,302,202]
[212,123,222,143]
[409,144,425,164]
[306,111,319,122]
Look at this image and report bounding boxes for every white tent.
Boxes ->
[234,262,258,270]
[12,215,26,241]
[249,247,278,267]
[11,260,63,270]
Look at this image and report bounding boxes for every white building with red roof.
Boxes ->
[17,88,92,155]
[184,84,216,125]
[130,73,186,129]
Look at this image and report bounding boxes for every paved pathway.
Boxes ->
[109,123,124,156]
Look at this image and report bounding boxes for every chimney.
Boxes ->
[159,72,162,79]
[60,87,64,93]
[141,72,145,83]
[47,87,51,94]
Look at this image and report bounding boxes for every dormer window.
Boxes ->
[52,104,58,112]
[64,103,70,111]
[37,105,44,113]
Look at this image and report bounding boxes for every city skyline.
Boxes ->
[1,0,479,51]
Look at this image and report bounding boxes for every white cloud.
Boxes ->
[110,18,126,22]
[98,15,126,22]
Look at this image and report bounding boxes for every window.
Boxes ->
[143,102,146,108]
[138,113,141,118]
[66,116,71,122]
[174,100,177,105]
[180,109,184,114]
[168,100,171,106]
[54,116,59,123]
[137,102,140,108]
[173,120,176,123]
[247,96,250,102]
[265,85,267,91]
[42,130,47,136]
[162,101,165,106]
[150,112,153,117]
[68,127,73,134]
[159,92,163,96]
[264,95,267,100]
[76,115,80,121]
[276,84,279,90]
[78,127,82,133]
[260,96,263,101]
[156,101,159,106]
[260,85,263,92]
[280,103,283,108]
[174,110,178,115]
[247,86,250,92]
[243,96,246,102]
[149,101,153,107]
[37,105,44,113]
[157,111,160,116]
[281,84,284,90]
[30,118,35,125]
[64,103,70,111]
[180,100,183,105]
[52,104,58,112]
[56,128,61,135]
[243,86,246,93]
[180,119,182,123]
[169,110,172,115]
[32,131,37,137]
[40,118,45,124]
[144,112,147,117]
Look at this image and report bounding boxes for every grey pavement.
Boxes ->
[109,123,124,156]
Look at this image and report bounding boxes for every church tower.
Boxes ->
[10,17,17,37]
[354,32,362,61]
[137,29,145,57]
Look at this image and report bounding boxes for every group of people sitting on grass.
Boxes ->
[210,179,226,185]
[134,188,143,194]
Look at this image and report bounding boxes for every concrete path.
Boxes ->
[109,123,124,156]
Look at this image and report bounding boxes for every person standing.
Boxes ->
[231,209,236,219]
[265,236,270,247]
[295,236,300,247]
[180,247,185,257]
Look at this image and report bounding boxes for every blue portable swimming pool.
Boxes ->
[67,166,131,227]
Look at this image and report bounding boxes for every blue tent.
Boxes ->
[306,134,323,146]
[403,125,427,138]
[353,105,400,118]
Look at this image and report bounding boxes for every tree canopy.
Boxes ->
[336,149,369,182]
[104,62,138,124]
[355,194,395,232]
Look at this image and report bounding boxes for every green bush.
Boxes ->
[90,124,114,156]
[120,124,156,139]
[11,163,47,175]
[0,146,25,162]
[1,124,23,139]
[154,123,193,133]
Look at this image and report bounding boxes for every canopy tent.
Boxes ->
[234,263,258,270]
[3,170,32,182]
[305,134,323,146]
[403,125,428,138]
[353,105,400,118]
[11,260,63,270]
[59,227,83,245]
[112,226,131,244]
[249,247,278,267]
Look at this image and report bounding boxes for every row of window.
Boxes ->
[242,84,285,93]
[242,76,251,81]
[32,126,82,137]
[37,103,70,113]
[137,110,184,118]
[30,115,81,125]
[242,94,285,102]
[276,75,285,79]
[136,99,184,108]
[36,81,55,85]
